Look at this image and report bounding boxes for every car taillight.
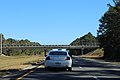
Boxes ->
[46,56,50,60]
[66,57,70,60]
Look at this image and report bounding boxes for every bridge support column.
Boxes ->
[44,48,47,57]
[81,47,84,55]
[0,33,2,56]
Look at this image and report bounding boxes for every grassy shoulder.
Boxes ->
[0,53,45,76]
[80,48,120,64]
[0,55,44,70]
[80,48,104,58]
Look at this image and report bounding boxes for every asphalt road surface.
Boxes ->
[2,56,120,80]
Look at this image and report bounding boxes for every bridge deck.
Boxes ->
[2,45,99,49]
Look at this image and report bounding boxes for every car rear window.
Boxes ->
[49,51,67,55]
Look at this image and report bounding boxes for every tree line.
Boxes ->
[97,0,120,61]
[70,32,98,46]
[0,34,42,56]
[1,33,98,56]
[70,32,98,55]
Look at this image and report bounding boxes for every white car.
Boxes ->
[44,49,72,71]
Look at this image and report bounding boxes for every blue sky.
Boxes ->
[0,0,113,45]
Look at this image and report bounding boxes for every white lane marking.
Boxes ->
[79,66,82,68]
[93,76,100,80]
[16,65,43,80]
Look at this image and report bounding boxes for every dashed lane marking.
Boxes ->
[16,65,43,80]
[16,69,34,80]
[93,76,100,80]
[79,66,82,68]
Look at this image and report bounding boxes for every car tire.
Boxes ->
[44,67,49,71]
[68,67,72,71]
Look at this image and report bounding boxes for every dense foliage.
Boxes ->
[70,32,98,45]
[97,0,120,61]
[70,32,98,55]
[0,34,42,56]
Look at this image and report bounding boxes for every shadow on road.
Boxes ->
[2,57,120,80]
[0,61,43,79]
[0,69,20,77]
[10,67,120,80]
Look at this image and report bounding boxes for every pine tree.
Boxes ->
[97,0,120,60]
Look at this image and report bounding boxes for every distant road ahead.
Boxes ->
[3,56,120,80]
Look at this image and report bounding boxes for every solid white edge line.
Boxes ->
[93,76,100,80]
[79,66,82,68]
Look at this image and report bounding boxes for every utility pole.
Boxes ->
[0,33,2,56]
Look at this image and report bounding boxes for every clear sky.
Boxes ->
[0,0,113,45]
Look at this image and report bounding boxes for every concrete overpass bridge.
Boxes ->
[1,43,100,55]
[2,44,99,49]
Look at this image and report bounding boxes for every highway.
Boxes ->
[2,56,120,80]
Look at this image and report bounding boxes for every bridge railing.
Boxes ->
[2,43,99,49]
[2,42,100,47]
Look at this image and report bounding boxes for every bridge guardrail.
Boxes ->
[2,44,99,49]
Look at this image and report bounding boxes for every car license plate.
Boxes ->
[55,62,61,64]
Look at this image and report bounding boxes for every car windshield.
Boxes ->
[49,51,67,55]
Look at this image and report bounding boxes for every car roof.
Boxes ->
[49,49,69,52]
[52,49,67,51]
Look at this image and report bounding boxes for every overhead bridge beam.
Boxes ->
[2,45,99,49]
